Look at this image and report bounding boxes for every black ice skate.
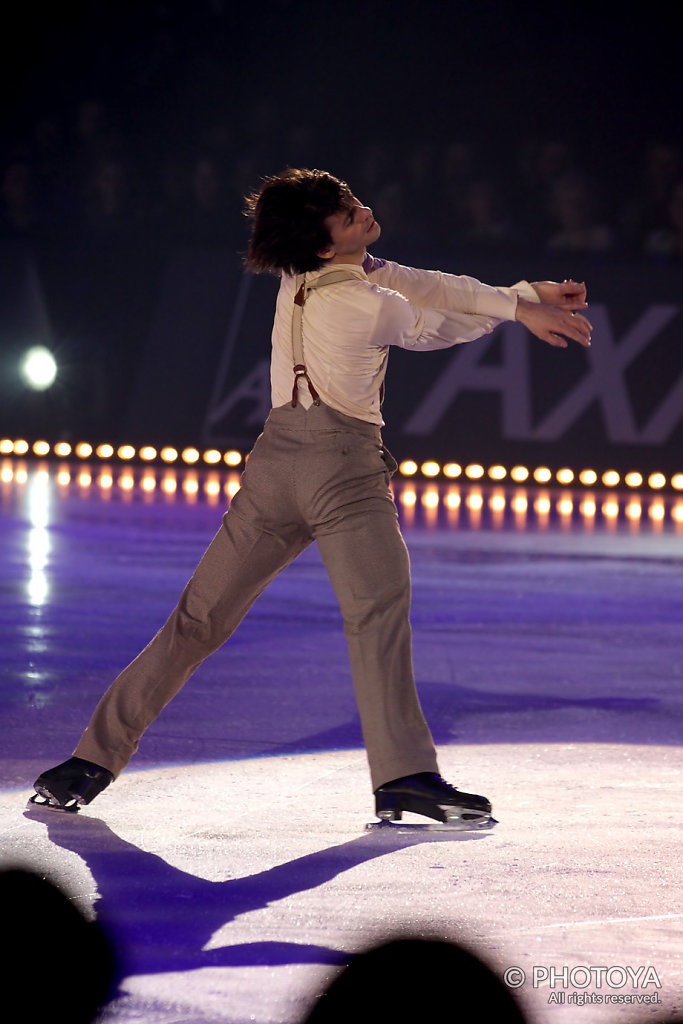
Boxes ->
[367,772,496,831]
[30,757,114,812]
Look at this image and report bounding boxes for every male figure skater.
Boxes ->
[32,168,591,826]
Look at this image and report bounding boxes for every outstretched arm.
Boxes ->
[516,292,592,348]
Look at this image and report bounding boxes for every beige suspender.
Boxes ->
[290,270,357,407]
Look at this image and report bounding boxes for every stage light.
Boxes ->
[54,442,71,457]
[0,439,13,454]
[76,443,93,458]
[557,468,574,484]
[117,445,135,460]
[579,469,597,486]
[602,470,620,487]
[421,461,440,477]
[203,449,222,464]
[224,450,242,467]
[488,465,506,480]
[13,439,29,454]
[625,472,643,488]
[32,441,50,456]
[465,464,484,479]
[648,472,666,489]
[96,444,114,459]
[533,466,551,483]
[182,447,200,464]
[399,460,418,476]
[443,462,461,478]
[511,465,529,482]
[161,447,178,463]
[139,446,157,461]
[672,474,683,490]
[20,346,57,391]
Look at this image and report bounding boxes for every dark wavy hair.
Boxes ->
[244,168,354,275]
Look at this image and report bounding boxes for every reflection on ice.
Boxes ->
[27,472,51,607]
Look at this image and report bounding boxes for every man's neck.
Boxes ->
[323,247,366,267]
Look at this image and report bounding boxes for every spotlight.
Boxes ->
[20,346,57,391]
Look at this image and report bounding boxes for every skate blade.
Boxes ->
[366,816,498,833]
[28,791,80,813]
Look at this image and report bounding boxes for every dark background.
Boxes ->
[1,1,681,469]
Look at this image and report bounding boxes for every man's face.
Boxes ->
[319,196,381,265]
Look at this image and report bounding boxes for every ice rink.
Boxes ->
[1,458,682,1023]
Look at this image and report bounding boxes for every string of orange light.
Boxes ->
[2,438,680,493]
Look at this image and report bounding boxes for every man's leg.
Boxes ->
[315,506,439,792]
[74,504,310,777]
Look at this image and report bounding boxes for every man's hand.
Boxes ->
[530,279,587,309]
[516,296,592,348]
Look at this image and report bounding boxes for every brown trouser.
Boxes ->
[75,402,439,790]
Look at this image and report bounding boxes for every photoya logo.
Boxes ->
[503,964,663,1007]
[504,964,662,993]
[405,304,681,445]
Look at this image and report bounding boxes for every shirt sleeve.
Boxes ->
[367,285,506,352]
[364,255,529,320]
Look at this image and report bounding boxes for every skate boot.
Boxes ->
[30,757,114,812]
[371,772,495,830]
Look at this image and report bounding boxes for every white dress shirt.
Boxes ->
[270,255,538,425]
